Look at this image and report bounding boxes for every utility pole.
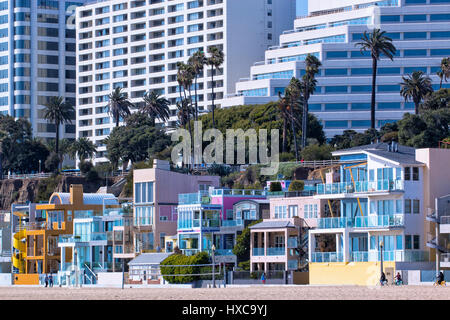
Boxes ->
[212,244,216,288]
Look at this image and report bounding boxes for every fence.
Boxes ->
[2,170,129,180]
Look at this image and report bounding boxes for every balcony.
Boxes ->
[178,191,210,205]
[215,249,233,256]
[317,215,404,229]
[58,233,107,243]
[350,250,429,262]
[252,248,264,256]
[311,252,343,263]
[318,217,354,229]
[221,220,243,227]
[267,247,285,256]
[211,189,266,197]
[316,179,404,196]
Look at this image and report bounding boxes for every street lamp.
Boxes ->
[74,248,78,288]
[38,160,41,174]
[380,241,384,280]
[211,244,216,288]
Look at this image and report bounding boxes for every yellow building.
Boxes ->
[12,184,116,285]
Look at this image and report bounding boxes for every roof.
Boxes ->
[49,193,118,205]
[333,143,423,165]
[249,220,296,229]
[128,253,171,266]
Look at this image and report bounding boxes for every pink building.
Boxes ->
[133,159,220,254]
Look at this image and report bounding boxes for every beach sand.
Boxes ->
[0,285,449,300]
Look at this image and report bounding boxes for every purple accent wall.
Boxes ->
[211,196,266,220]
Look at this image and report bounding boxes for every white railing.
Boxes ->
[441,216,450,224]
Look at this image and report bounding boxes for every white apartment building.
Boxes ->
[75,0,296,163]
[0,0,87,140]
[223,0,450,138]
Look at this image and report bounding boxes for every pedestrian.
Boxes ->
[44,274,49,288]
[49,274,53,287]
[261,272,266,285]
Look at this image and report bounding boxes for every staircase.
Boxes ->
[295,226,310,271]
[83,263,98,285]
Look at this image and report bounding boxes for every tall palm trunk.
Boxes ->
[211,65,215,128]
[290,107,299,162]
[55,120,60,169]
[414,97,420,115]
[194,76,199,121]
[282,118,287,153]
[302,90,309,149]
[370,57,378,129]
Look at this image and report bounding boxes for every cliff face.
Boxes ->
[0,175,122,210]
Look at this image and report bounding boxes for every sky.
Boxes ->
[297,0,308,16]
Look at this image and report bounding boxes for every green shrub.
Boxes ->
[160,251,211,284]
[288,180,305,192]
[79,161,94,174]
[269,181,282,192]
[238,260,250,271]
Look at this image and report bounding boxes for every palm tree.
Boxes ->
[277,93,291,154]
[356,29,396,129]
[107,87,134,127]
[43,96,75,164]
[285,77,303,160]
[188,50,207,120]
[206,46,224,128]
[70,137,97,162]
[141,91,170,126]
[437,57,450,89]
[301,54,321,148]
[400,71,433,114]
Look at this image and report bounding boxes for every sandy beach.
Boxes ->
[0,285,448,300]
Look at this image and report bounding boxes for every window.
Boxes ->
[404,199,412,214]
[412,167,419,181]
[413,200,420,214]
[396,235,403,250]
[288,205,298,218]
[413,235,420,249]
[404,167,411,180]
[405,235,412,250]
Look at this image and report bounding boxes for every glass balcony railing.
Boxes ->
[316,179,404,195]
[211,189,266,197]
[318,217,354,229]
[350,250,429,262]
[267,247,285,256]
[215,249,233,256]
[252,248,264,256]
[221,220,243,227]
[317,215,404,229]
[178,191,210,205]
[355,215,404,228]
[311,252,344,263]
[58,233,107,243]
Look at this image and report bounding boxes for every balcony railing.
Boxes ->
[317,215,404,229]
[178,191,210,205]
[441,253,450,263]
[221,220,243,227]
[267,247,285,256]
[355,215,404,228]
[252,248,264,256]
[318,217,354,229]
[441,216,450,224]
[351,250,429,262]
[316,179,404,195]
[211,189,266,196]
[215,249,233,256]
[58,233,107,243]
[311,252,343,263]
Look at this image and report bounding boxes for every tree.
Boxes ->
[43,96,75,166]
[70,137,97,163]
[331,128,381,150]
[288,180,305,192]
[398,109,450,148]
[232,220,262,263]
[301,54,322,148]
[269,182,282,192]
[355,29,396,129]
[206,46,224,128]
[421,88,450,111]
[188,50,207,120]
[400,71,433,115]
[437,57,450,89]
[141,90,170,126]
[107,87,134,127]
[284,77,303,160]
[300,144,333,161]
[276,92,291,154]
[105,113,171,170]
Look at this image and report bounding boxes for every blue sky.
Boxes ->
[297,0,308,16]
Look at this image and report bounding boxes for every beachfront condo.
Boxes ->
[308,142,450,285]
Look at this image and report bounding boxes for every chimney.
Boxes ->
[70,184,84,205]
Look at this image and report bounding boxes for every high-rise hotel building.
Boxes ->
[75,0,296,164]
[0,0,87,140]
[223,0,450,138]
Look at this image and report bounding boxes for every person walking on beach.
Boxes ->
[44,274,49,287]
[49,274,53,287]
[261,272,266,285]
